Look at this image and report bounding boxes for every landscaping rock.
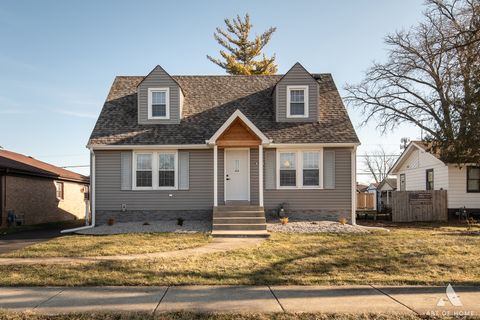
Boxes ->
[267,220,370,233]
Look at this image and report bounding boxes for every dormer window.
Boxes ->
[287,85,309,118]
[148,88,170,119]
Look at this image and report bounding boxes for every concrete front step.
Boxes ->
[211,230,270,238]
[213,210,265,218]
[213,206,264,213]
[213,217,266,224]
[212,224,267,231]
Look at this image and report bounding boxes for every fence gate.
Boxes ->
[392,190,447,222]
[356,192,375,211]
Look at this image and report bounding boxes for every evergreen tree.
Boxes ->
[207,14,277,75]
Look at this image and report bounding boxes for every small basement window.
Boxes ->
[287,85,308,118]
[467,166,480,192]
[55,181,64,200]
[148,88,170,119]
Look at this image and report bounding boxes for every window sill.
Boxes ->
[277,186,323,190]
[147,116,170,120]
[132,187,178,191]
[286,115,308,119]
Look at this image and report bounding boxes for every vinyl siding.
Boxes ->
[396,148,448,191]
[137,66,182,124]
[264,148,352,211]
[95,149,212,211]
[447,165,480,209]
[95,147,352,213]
[275,64,319,122]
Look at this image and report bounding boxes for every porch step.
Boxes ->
[211,230,270,238]
[214,205,263,212]
[213,210,265,218]
[213,217,266,224]
[213,223,267,231]
[212,205,268,237]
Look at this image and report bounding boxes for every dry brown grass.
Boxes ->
[0,233,210,258]
[0,310,426,320]
[0,223,478,286]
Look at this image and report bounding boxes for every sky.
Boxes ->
[0,0,425,183]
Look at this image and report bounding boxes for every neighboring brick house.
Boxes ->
[88,63,360,236]
[0,149,90,227]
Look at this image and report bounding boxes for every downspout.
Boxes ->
[351,145,357,225]
[61,148,96,233]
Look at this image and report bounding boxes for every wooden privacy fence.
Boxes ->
[357,192,375,211]
[392,190,447,222]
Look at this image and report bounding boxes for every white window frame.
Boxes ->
[147,87,170,120]
[276,149,323,189]
[55,181,64,201]
[132,150,178,190]
[286,85,309,118]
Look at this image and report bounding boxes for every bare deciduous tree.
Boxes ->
[362,146,397,183]
[346,0,480,164]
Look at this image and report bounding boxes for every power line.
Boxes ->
[61,165,89,168]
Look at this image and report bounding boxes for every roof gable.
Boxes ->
[390,141,446,174]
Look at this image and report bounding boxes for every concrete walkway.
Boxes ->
[0,238,263,265]
[0,285,479,315]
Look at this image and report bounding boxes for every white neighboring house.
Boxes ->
[390,141,480,216]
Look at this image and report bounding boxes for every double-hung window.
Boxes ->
[302,151,320,187]
[278,150,323,188]
[134,151,177,189]
[148,88,169,119]
[467,166,480,192]
[135,153,153,188]
[279,152,297,187]
[159,153,176,187]
[287,86,308,118]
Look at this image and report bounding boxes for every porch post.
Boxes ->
[213,144,218,207]
[259,145,264,207]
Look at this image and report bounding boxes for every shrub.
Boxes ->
[107,218,115,226]
[338,216,348,225]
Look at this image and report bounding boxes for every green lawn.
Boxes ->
[0,223,479,286]
[0,311,424,320]
[0,233,211,258]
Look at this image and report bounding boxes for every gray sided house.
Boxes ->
[88,63,360,235]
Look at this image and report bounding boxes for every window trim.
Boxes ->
[286,85,309,118]
[132,150,178,190]
[467,166,480,193]
[276,149,322,189]
[55,181,64,200]
[147,87,170,120]
[426,169,434,190]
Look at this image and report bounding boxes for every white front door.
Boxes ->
[225,149,249,201]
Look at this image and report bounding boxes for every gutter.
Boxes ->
[61,148,96,233]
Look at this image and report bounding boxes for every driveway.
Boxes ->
[0,228,63,254]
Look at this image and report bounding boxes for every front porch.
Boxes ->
[207,110,270,237]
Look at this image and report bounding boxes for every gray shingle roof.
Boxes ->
[88,74,359,145]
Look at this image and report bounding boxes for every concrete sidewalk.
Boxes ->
[0,285,479,316]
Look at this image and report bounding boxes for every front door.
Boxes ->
[225,149,249,201]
